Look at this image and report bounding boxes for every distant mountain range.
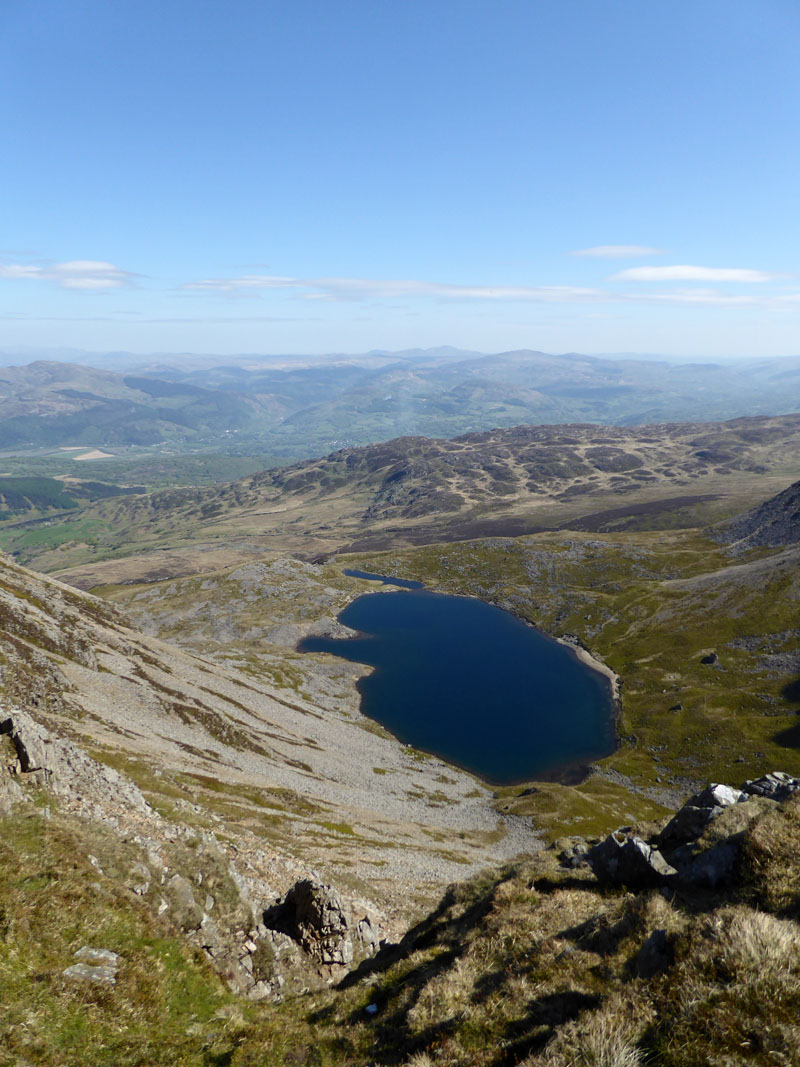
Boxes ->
[0,360,274,448]
[2,349,800,458]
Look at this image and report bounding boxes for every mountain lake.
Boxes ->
[299,581,617,784]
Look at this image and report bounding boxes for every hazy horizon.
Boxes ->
[1,345,799,371]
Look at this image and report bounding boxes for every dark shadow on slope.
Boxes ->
[491,991,602,1067]
[317,872,511,1064]
[781,676,800,705]
[774,711,800,749]
[773,677,800,747]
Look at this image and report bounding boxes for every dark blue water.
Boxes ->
[298,589,616,785]
[343,568,424,590]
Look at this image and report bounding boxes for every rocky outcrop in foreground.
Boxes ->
[0,705,386,1002]
[581,773,800,890]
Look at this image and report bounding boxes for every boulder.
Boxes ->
[587,831,677,887]
[742,772,800,803]
[264,879,354,966]
[165,874,204,931]
[657,783,747,848]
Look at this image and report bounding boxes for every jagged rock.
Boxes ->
[743,771,800,802]
[0,710,151,815]
[262,879,383,969]
[658,783,747,847]
[657,788,773,888]
[588,831,677,887]
[264,878,354,966]
[0,730,24,813]
[356,916,380,957]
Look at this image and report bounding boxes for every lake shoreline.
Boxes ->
[308,575,620,786]
[556,636,620,704]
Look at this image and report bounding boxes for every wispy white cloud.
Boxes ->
[0,259,137,290]
[628,287,759,307]
[183,274,604,303]
[571,244,664,258]
[180,270,800,313]
[612,264,775,283]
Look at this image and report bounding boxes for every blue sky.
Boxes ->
[2,0,799,357]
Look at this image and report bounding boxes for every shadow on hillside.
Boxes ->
[315,867,611,1065]
[773,677,800,748]
[494,991,602,1066]
[314,871,510,1063]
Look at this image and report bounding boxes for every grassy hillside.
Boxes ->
[6,782,800,1066]
[4,412,799,587]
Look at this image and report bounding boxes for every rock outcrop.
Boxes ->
[586,831,677,888]
[0,708,151,819]
[585,772,800,891]
[263,878,384,969]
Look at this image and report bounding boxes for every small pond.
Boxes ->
[298,581,616,785]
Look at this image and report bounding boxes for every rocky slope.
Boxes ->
[0,551,537,914]
[6,753,800,1065]
[287,769,800,1066]
[720,476,800,549]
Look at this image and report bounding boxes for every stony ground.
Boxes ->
[0,552,540,926]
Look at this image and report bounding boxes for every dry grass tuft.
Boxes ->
[714,906,800,979]
[535,995,648,1066]
[738,792,800,916]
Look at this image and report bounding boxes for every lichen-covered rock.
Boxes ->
[588,831,677,887]
[64,947,122,985]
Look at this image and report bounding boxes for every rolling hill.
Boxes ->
[6,411,799,587]
[4,350,800,464]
